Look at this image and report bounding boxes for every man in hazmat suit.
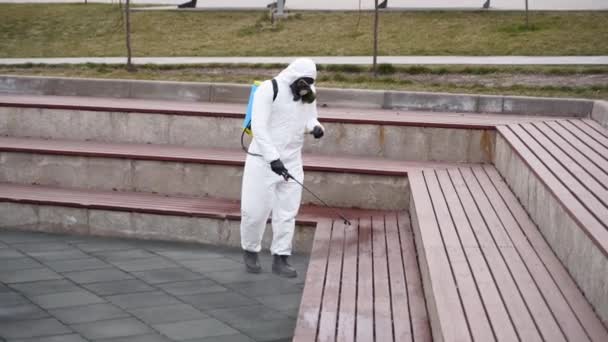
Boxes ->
[240,58,324,278]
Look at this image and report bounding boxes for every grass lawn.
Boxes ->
[2,64,607,99]
[1,4,607,57]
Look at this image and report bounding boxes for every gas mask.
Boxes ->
[290,77,316,104]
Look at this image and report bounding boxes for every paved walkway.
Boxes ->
[0,229,308,342]
[2,56,608,66]
[1,0,606,10]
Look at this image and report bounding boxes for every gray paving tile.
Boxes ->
[255,293,302,315]
[75,242,136,253]
[183,334,254,342]
[0,283,11,293]
[0,292,28,307]
[0,249,25,259]
[157,279,228,297]
[0,318,71,339]
[27,250,89,262]
[154,250,224,261]
[180,291,258,311]
[0,232,64,244]
[206,305,286,330]
[179,258,243,273]
[128,303,208,324]
[110,257,179,272]
[226,279,304,297]
[90,333,170,342]
[30,290,105,309]
[43,258,111,273]
[236,319,297,342]
[71,318,152,340]
[132,268,204,284]
[13,242,73,253]
[153,319,239,341]
[0,268,62,284]
[49,303,130,325]
[0,258,43,272]
[204,270,275,285]
[9,280,81,297]
[8,334,87,342]
[63,269,133,284]
[92,249,156,262]
[107,291,181,309]
[0,304,49,321]
[82,279,154,296]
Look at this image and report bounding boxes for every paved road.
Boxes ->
[0,229,309,342]
[1,0,606,10]
[2,56,608,66]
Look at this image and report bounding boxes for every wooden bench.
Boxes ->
[496,119,608,324]
[409,165,608,342]
[293,213,431,342]
[0,93,559,129]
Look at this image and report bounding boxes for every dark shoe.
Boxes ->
[243,250,261,273]
[272,255,297,278]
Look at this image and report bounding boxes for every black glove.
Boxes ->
[311,126,324,139]
[270,159,289,180]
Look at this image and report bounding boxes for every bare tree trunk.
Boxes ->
[525,0,529,28]
[373,0,379,77]
[125,0,135,71]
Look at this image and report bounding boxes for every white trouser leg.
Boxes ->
[240,157,275,253]
[270,173,303,256]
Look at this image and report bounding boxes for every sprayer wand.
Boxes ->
[283,171,352,226]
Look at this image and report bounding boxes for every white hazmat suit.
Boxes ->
[240,58,322,256]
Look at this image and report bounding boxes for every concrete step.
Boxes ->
[0,183,387,253]
[0,94,564,163]
[409,165,608,342]
[0,137,463,210]
[495,119,608,326]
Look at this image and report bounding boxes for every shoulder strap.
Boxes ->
[271,78,278,102]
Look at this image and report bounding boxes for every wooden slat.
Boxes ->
[483,166,608,342]
[544,121,608,173]
[509,124,608,228]
[569,119,608,149]
[557,121,608,157]
[294,219,333,342]
[318,221,345,342]
[462,166,566,342]
[497,127,608,257]
[397,213,432,342]
[356,216,375,342]
[582,119,608,138]
[424,170,493,341]
[531,122,608,189]
[385,213,412,342]
[372,215,394,342]
[435,169,518,341]
[521,123,608,206]
[472,166,591,342]
[408,171,470,342]
[447,168,543,342]
[336,220,358,342]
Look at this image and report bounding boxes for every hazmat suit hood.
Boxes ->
[276,58,317,84]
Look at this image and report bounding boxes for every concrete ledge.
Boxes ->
[0,202,314,253]
[0,152,409,210]
[0,107,495,163]
[502,95,592,117]
[495,133,608,325]
[0,75,595,117]
[592,100,608,129]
